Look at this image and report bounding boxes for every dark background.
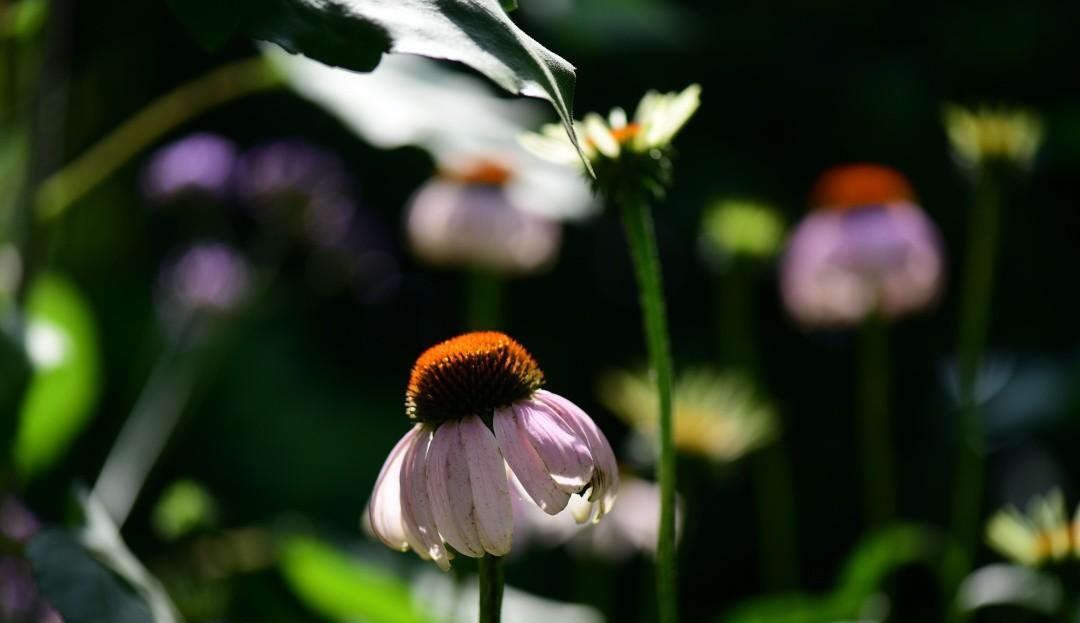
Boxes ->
[18,0,1080,621]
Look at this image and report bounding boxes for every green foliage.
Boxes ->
[13,273,101,478]
[720,525,944,623]
[153,480,218,541]
[165,0,587,168]
[27,530,158,623]
[278,534,435,623]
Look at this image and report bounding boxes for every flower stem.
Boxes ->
[618,194,677,623]
[465,268,502,330]
[718,267,800,588]
[950,167,1002,573]
[34,56,283,221]
[858,313,894,526]
[478,554,504,623]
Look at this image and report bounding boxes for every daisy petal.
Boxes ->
[426,420,485,557]
[368,426,420,551]
[400,426,451,569]
[494,407,571,514]
[460,415,513,555]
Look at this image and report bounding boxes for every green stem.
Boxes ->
[950,169,1002,574]
[718,267,800,588]
[618,195,677,623]
[465,268,502,330]
[34,56,284,221]
[858,313,894,526]
[478,554,504,623]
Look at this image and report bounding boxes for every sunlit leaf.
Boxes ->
[13,273,101,478]
[27,530,157,623]
[165,0,589,170]
[278,535,434,623]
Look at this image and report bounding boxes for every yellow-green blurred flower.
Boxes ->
[943,105,1043,170]
[700,199,786,263]
[599,367,776,463]
[986,489,1079,567]
[153,479,218,541]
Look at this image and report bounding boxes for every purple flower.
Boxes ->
[235,140,356,246]
[780,165,944,327]
[142,133,237,203]
[405,159,561,275]
[367,332,618,570]
[159,243,250,314]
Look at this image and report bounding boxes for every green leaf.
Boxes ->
[278,535,434,623]
[165,0,590,171]
[27,530,157,623]
[13,273,101,478]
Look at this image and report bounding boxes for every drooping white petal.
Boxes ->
[535,390,620,521]
[459,415,513,555]
[426,420,485,557]
[400,426,451,570]
[608,107,628,130]
[515,401,593,492]
[368,426,420,551]
[494,407,572,515]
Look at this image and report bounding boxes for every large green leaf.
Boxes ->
[13,273,101,478]
[166,0,588,170]
[27,491,181,623]
[27,530,157,623]
[278,535,434,623]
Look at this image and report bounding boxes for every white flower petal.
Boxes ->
[494,407,571,515]
[368,426,420,551]
[584,113,620,159]
[460,415,513,556]
[426,420,485,557]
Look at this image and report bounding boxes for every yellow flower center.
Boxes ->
[406,331,545,422]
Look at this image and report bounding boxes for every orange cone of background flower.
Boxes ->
[780,164,944,328]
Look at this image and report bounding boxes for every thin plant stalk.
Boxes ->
[465,268,502,330]
[478,554,504,623]
[950,168,1002,568]
[718,265,800,589]
[34,56,283,221]
[858,312,894,526]
[618,194,677,623]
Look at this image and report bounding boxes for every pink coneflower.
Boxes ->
[368,332,618,570]
[780,164,944,327]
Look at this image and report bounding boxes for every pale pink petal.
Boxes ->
[494,407,571,514]
[514,401,594,493]
[460,415,513,555]
[400,426,451,570]
[368,426,419,551]
[426,420,484,557]
[535,390,620,521]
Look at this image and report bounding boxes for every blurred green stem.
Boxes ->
[618,194,677,623]
[858,313,893,525]
[34,55,283,221]
[950,169,1001,575]
[718,266,800,588]
[465,268,502,330]
[478,555,504,623]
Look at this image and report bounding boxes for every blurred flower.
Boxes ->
[367,332,619,570]
[267,49,595,222]
[406,158,561,275]
[944,105,1043,170]
[142,133,237,203]
[699,198,785,266]
[599,367,775,463]
[153,480,218,541]
[521,85,700,197]
[159,243,250,316]
[512,473,678,561]
[987,489,1079,567]
[235,140,356,247]
[0,497,59,623]
[780,164,944,328]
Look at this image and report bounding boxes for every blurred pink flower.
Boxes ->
[405,159,561,275]
[367,332,619,570]
[780,164,944,327]
[141,133,237,203]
